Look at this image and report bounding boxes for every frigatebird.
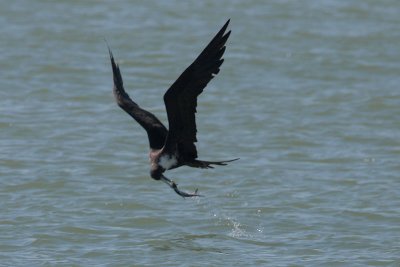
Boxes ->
[108,20,238,197]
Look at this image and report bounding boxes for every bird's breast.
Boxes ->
[158,154,178,170]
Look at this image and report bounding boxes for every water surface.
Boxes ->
[1,0,400,266]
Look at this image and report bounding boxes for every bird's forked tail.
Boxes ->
[188,158,239,169]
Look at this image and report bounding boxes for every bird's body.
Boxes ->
[108,20,238,197]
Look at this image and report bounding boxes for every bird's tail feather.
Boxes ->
[189,158,239,169]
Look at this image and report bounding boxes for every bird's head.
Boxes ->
[150,166,164,180]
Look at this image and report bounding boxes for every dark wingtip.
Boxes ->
[105,39,114,62]
[105,40,125,90]
[212,19,231,41]
[105,41,120,77]
[220,19,230,34]
[108,46,113,60]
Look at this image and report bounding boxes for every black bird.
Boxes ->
[108,20,238,197]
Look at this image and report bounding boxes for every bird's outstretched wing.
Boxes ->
[109,47,168,150]
[163,20,231,160]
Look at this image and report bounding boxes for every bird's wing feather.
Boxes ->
[109,47,168,150]
[163,20,231,160]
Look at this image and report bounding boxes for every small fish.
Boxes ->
[171,182,203,198]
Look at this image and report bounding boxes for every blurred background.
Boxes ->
[1,0,399,266]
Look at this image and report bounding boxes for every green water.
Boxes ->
[1,0,400,266]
